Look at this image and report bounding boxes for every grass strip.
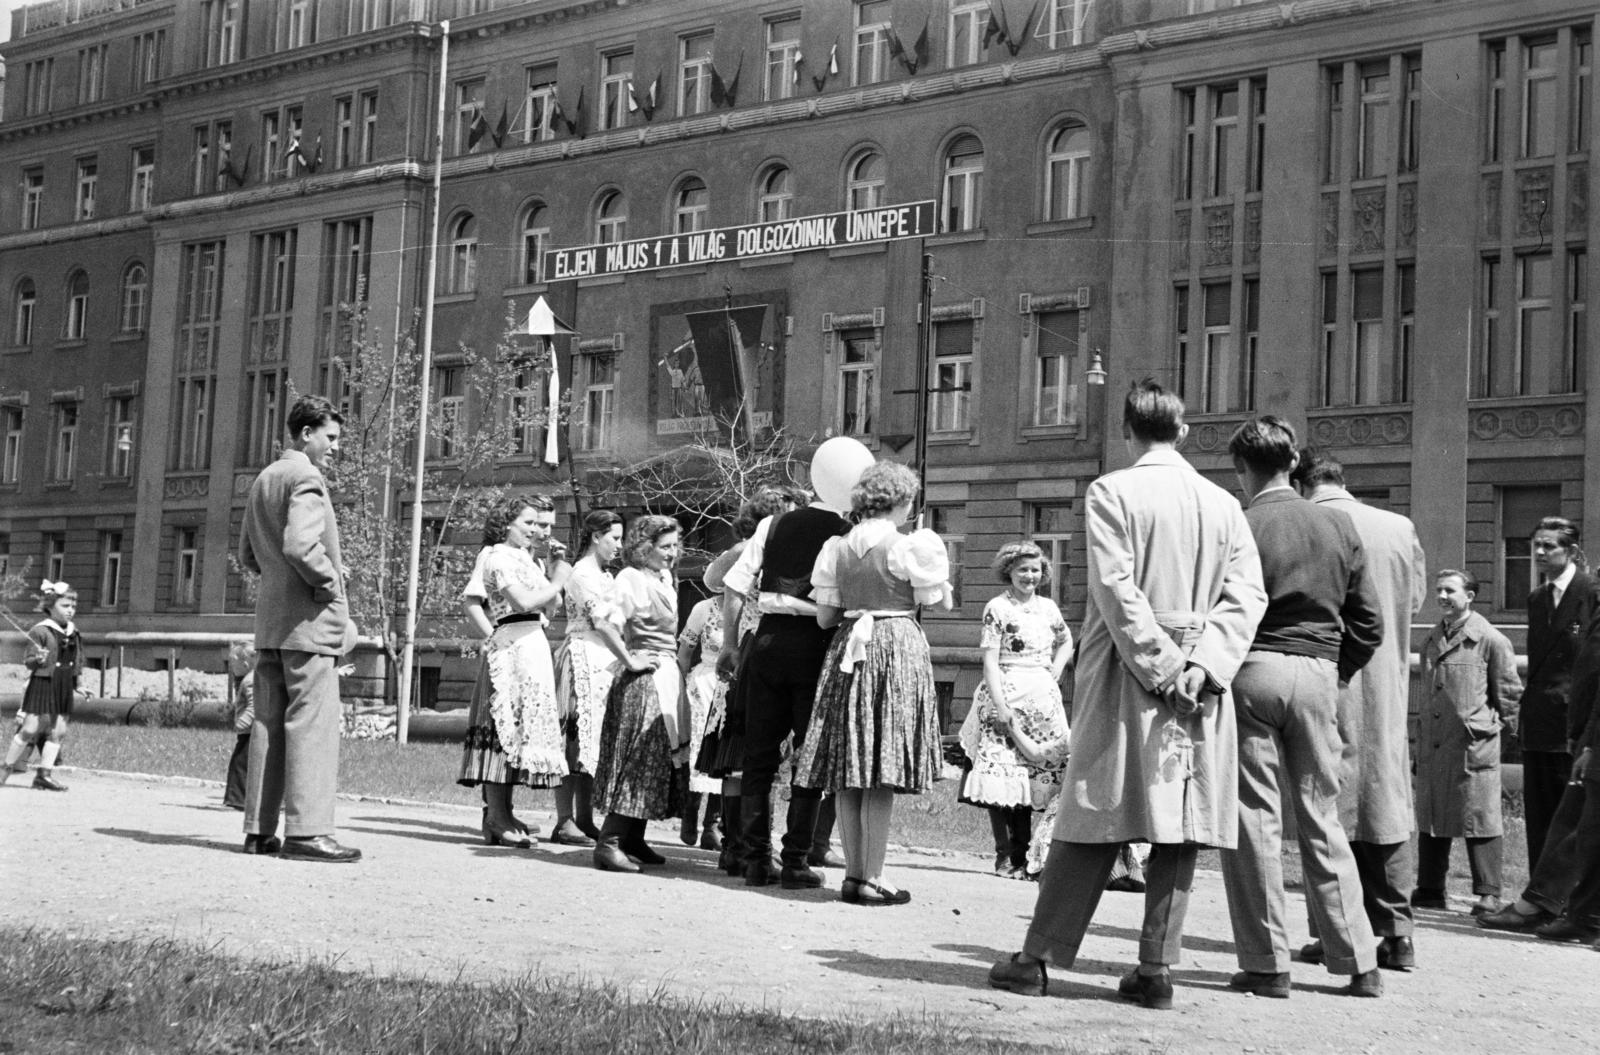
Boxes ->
[0,928,1111,1055]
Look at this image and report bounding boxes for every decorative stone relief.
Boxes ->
[1186,417,1249,454]
[1470,402,1583,441]
[1308,412,1412,449]
[1203,205,1233,267]
[1320,193,1339,254]
[1243,201,1261,264]
[233,473,258,496]
[1396,183,1416,250]
[1482,174,1501,240]
[1352,188,1385,252]
[1570,163,1588,234]
[1173,209,1190,271]
[164,474,209,499]
[1515,168,1553,238]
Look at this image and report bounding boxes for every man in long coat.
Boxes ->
[989,380,1266,1010]
[1294,450,1427,970]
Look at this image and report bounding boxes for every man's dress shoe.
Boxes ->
[242,834,282,855]
[1535,916,1600,943]
[1377,935,1415,971]
[279,835,361,863]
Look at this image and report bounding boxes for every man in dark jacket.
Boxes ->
[1221,416,1385,999]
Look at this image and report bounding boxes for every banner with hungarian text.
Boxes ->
[546,200,936,281]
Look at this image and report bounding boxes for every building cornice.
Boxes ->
[1097,0,1423,56]
[154,25,434,101]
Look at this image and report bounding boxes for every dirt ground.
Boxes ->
[0,770,1590,1054]
[0,663,229,702]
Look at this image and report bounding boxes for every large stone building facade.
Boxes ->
[0,0,1594,710]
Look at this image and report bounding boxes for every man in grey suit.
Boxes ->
[1293,449,1427,971]
[239,394,360,863]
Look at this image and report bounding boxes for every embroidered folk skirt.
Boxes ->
[457,621,566,788]
[957,665,1069,809]
[683,661,725,794]
[553,632,617,775]
[593,654,685,820]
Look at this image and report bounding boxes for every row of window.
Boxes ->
[16,30,165,116]
[0,526,195,611]
[8,264,148,346]
[0,396,138,489]
[17,146,154,231]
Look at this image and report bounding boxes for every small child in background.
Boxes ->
[222,641,258,810]
[3,581,85,791]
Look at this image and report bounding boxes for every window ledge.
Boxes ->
[578,275,626,288]
[827,242,887,259]
[110,331,146,344]
[927,229,987,247]
[98,477,133,488]
[1,345,30,355]
[1020,423,1082,440]
[740,254,794,269]
[1026,217,1095,236]
[434,291,477,305]
[55,339,87,350]
[657,265,708,278]
[43,480,76,490]
[927,431,974,445]
[503,282,550,298]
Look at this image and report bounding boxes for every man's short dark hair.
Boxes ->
[1291,446,1345,490]
[286,394,344,437]
[1228,416,1298,475]
[1122,379,1184,444]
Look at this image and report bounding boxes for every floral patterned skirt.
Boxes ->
[957,666,1069,809]
[794,616,942,794]
[458,622,565,788]
[683,661,724,794]
[593,653,685,820]
[553,633,617,775]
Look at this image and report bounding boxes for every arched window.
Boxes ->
[941,135,984,232]
[445,213,477,294]
[1046,121,1091,221]
[757,165,793,223]
[846,150,885,211]
[519,203,549,285]
[12,278,36,346]
[595,190,628,244]
[672,177,709,234]
[120,262,149,333]
[64,269,90,340]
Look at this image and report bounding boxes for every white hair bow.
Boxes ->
[40,579,71,595]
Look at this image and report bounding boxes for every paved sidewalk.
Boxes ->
[0,771,1589,1053]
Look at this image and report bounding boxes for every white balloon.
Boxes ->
[810,437,875,510]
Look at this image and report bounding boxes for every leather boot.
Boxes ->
[780,794,823,888]
[700,793,722,851]
[680,791,701,846]
[742,791,779,886]
[592,814,640,873]
[573,775,602,840]
[622,818,666,865]
[808,794,846,868]
[718,794,744,875]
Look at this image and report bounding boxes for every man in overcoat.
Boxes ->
[1294,450,1427,970]
[238,394,360,862]
[988,380,1266,1010]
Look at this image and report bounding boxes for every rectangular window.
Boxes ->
[432,366,464,459]
[854,1,893,86]
[77,44,108,105]
[244,229,296,467]
[52,402,78,483]
[1,407,22,484]
[1029,502,1073,604]
[1500,484,1562,609]
[1042,0,1094,48]
[927,505,966,610]
[508,364,545,458]
[1034,308,1079,427]
[1249,79,1267,192]
[174,242,225,471]
[129,146,155,211]
[65,275,88,340]
[1351,267,1383,405]
[1575,34,1592,153]
[13,285,35,346]
[1209,86,1238,197]
[525,64,558,143]
[1174,284,1192,399]
[1396,264,1414,404]
[191,125,211,195]
[950,1,992,68]
[1477,256,1500,399]
[204,0,244,67]
[174,527,199,607]
[46,533,66,583]
[318,216,370,413]
[283,0,316,48]
[359,91,379,163]
[600,51,634,131]
[261,109,282,179]
[99,531,123,608]
[1178,89,1198,200]
[106,395,136,479]
[74,158,97,221]
[765,15,801,101]
[1487,42,1505,163]
[931,318,974,433]
[213,121,235,192]
[837,328,876,436]
[334,95,354,168]
[1201,281,1233,413]
[1358,61,1392,178]
[1516,253,1553,396]
[679,31,714,117]
[21,169,43,231]
[454,77,485,155]
[1568,249,1587,395]
[1524,38,1558,158]
[1325,67,1343,182]
[580,353,616,451]
[1401,54,1421,171]
[134,30,166,88]
[24,59,54,116]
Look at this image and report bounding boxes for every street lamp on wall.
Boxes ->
[1085,347,1106,387]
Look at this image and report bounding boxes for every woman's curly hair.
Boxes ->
[850,461,919,519]
[481,493,554,546]
[624,514,682,568]
[991,541,1050,586]
[731,488,790,540]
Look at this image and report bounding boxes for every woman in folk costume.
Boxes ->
[4,581,86,791]
[958,541,1073,878]
[591,515,694,873]
[677,592,726,849]
[795,461,952,905]
[550,509,626,845]
[456,495,571,846]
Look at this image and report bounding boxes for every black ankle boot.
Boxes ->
[593,814,640,873]
[741,792,778,885]
[622,818,666,865]
[780,794,824,888]
[718,795,744,875]
[679,791,701,846]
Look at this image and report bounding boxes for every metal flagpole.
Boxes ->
[395,18,450,744]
